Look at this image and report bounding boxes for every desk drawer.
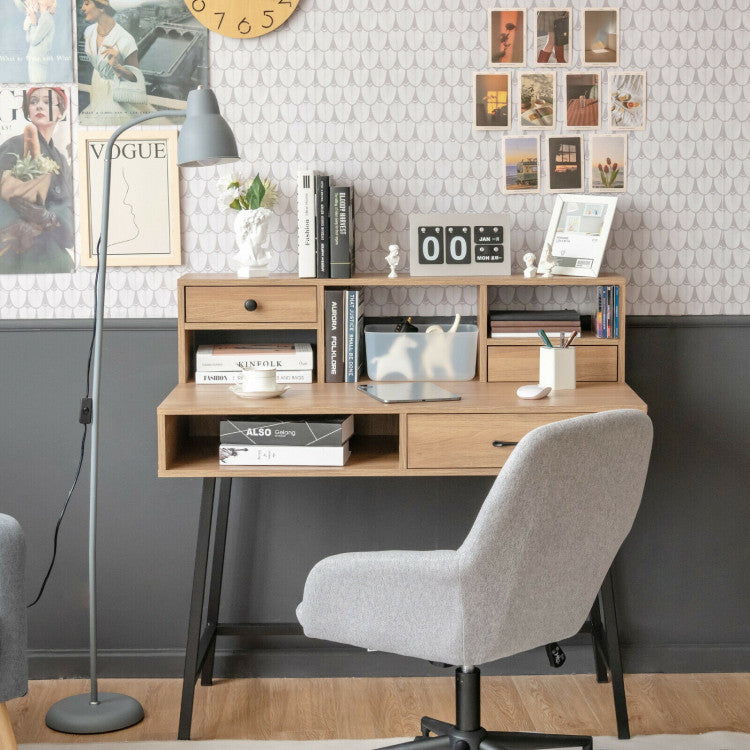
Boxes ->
[487,345,618,382]
[406,413,576,469]
[185,286,317,324]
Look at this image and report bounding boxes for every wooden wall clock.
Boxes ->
[184,0,300,38]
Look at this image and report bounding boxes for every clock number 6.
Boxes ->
[191,0,205,11]
[262,9,274,27]
[237,16,251,33]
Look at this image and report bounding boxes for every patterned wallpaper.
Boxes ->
[0,0,747,318]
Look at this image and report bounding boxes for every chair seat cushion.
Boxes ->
[296,548,468,665]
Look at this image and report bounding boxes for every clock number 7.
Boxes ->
[213,10,224,27]
[237,16,251,33]
[191,0,205,11]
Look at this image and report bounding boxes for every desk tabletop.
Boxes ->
[158,381,646,416]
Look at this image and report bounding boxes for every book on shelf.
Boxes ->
[344,288,364,383]
[219,442,351,467]
[297,169,316,278]
[195,369,313,384]
[490,330,579,339]
[196,343,314,371]
[220,415,354,447]
[595,286,619,339]
[329,185,354,279]
[489,309,580,322]
[315,174,330,278]
[324,288,345,382]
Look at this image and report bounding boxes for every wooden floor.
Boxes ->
[8,674,750,744]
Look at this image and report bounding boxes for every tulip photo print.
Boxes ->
[590,134,627,192]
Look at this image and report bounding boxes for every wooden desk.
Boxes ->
[157,273,644,739]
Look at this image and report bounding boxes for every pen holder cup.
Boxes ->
[539,347,576,390]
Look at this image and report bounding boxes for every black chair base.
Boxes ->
[374,668,592,750]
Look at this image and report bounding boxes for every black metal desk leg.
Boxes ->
[201,478,232,686]
[600,567,630,740]
[178,478,216,741]
[588,599,609,683]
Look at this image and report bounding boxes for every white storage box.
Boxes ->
[364,323,478,381]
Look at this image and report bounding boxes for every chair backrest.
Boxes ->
[457,409,652,665]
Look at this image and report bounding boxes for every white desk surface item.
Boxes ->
[358,382,461,403]
[516,384,552,400]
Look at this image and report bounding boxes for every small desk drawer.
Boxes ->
[185,286,317,324]
[406,413,577,469]
[487,344,618,382]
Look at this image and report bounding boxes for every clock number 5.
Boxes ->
[191,0,205,11]
[262,9,274,27]
[237,16,251,33]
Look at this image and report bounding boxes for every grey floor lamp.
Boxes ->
[45,87,238,734]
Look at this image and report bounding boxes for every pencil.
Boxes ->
[563,331,578,348]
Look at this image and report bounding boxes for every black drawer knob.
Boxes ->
[492,440,519,448]
[244,299,258,311]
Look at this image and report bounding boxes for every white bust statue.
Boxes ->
[385,244,400,278]
[523,252,537,278]
[537,242,555,278]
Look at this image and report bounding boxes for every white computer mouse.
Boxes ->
[516,384,552,400]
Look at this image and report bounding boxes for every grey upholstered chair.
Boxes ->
[0,514,27,750]
[297,410,653,750]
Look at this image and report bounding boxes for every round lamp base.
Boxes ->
[46,692,144,734]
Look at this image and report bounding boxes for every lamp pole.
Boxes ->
[46,89,237,734]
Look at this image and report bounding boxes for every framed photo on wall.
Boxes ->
[474,73,511,129]
[533,7,571,65]
[582,8,620,66]
[78,129,181,267]
[547,135,583,193]
[565,72,600,129]
[609,71,646,130]
[590,134,627,192]
[502,135,540,194]
[519,71,556,129]
[489,9,526,66]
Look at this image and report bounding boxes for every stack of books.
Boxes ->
[489,309,581,339]
[219,415,354,466]
[297,170,355,279]
[323,289,364,383]
[596,285,620,338]
[194,343,314,384]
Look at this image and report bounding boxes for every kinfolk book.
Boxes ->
[196,343,314,371]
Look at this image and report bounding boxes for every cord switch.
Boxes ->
[79,398,93,424]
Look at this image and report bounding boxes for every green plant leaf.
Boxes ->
[245,175,266,210]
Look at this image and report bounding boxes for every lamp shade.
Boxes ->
[177,87,239,167]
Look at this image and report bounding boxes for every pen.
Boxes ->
[563,331,578,348]
[538,329,553,348]
[560,332,565,347]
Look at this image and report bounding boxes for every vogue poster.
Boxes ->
[0,85,74,274]
[0,0,74,84]
[76,0,208,126]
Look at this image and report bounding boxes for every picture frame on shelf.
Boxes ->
[533,7,571,65]
[565,72,601,129]
[547,135,584,193]
[489,8,526,66]
[474,72,511,130]
[582,8,620,66]
[502,135,540,194]
[590,134,627,192]
[609,71,646,130]
[78,129,181,267]
[519,71,556,130]
[542,193,618,277]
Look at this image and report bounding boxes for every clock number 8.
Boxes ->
[237,16,251,33]
[191,0,205,11]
